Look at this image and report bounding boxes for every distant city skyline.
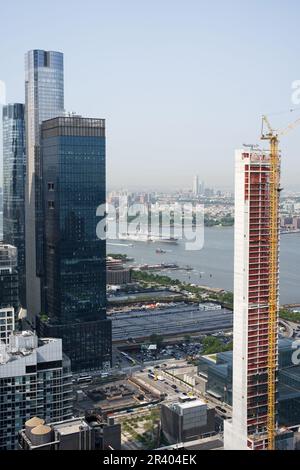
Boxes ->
[1,0,300,190]
[105,182,300,194]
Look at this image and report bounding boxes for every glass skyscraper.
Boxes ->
[37,116,111,372]
[2,104,26,304]
[25,50,64,324]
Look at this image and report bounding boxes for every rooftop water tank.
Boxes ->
[25,417,45,438]
[30,425,53,447]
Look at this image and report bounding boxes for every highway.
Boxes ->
[158,368,232,417]
[110,304,233,341]
[280,319,294,338]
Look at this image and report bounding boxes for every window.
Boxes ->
[48,201,55,209]
[48,182,55,191]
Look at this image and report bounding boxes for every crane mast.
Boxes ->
[260,113,300,450]
[261,126,279,451]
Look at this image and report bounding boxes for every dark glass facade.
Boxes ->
[198,338,300,428]
[38,116,111,372]
[2,104,26,304]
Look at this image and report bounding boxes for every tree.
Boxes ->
[149,334,164,349]
[184,334,192,344]
[202,336,233,355]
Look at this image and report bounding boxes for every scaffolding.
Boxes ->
[264,134,279,451]
[261,113,300,449]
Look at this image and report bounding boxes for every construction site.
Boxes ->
[224,114,300,451]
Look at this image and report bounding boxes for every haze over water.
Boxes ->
[109,226,300,305]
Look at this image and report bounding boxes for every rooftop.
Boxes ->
[53,419,90,436]
[0,331,61,365]
[176,399,206,410]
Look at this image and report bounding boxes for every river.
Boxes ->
[1,213,299,304]
[108,226,300,305]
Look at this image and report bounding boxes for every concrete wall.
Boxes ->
[224,151,249,450]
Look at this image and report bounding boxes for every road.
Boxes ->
[159,368,232,416]
[280,319,294,338]
[132,362,232,419]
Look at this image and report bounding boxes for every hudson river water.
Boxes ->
[108,226,300,305]
[1,213,298,305]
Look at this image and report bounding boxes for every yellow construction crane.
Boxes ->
[261,113,300,450]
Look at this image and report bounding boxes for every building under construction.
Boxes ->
[224,147,281,450]
[224,113,300,450]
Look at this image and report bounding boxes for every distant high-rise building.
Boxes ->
[198,180,205,196]
[0,331,72,450]
[25,50,64,325]
[193,175,199,196]
[224,149,280,450]
[193,176,205,196]
[37,116,112,372]
[2,103,26,303]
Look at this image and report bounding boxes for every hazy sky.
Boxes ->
[1,0,300,190]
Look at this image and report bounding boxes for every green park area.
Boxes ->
[121,409,160,449]
[279,308,300,323]
[132,270,233,309]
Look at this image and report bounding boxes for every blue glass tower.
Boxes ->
[25,50,64,324]
[37,116,111,372]
[2,104,26,303]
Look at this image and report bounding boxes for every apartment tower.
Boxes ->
[224,149,280,450]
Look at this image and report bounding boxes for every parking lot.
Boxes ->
[116,332,233,366]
